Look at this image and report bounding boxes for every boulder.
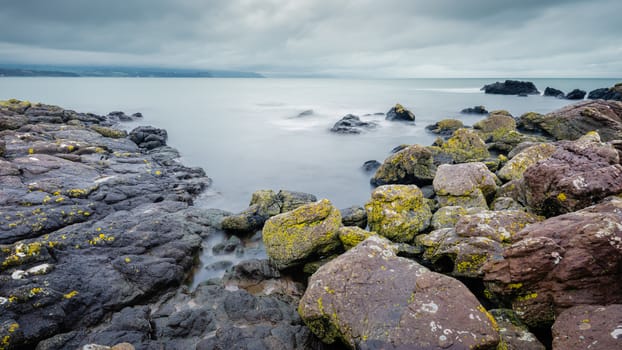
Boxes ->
[425,119,464,136]
[431,128,490,163]
[330,114,377,134]
[497,143,557,181]
[481,80,539,95]
[129,126,167,149]
[385,103,415,122]
[298,236,500,349]
[543,87,565,98]
[526,100,622,141]
[490,309,545,350]
[461,105,489,114]
[517,112,547,134]
[565,89,586,100]
[365,185,432,242]
[361,160,381,173]
[483,197,622,328]
[474,112,542,154]
[473,112,516,133]
[521,133,622,216]
[340,206,367,228]
[0,99,32,114]
[588,83,622,101]
[262,199,342,269]
[370,144,436,187]
[338,226,374,250]
[433,162,500,209]
[552,304,622,350]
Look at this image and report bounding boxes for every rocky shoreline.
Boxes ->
[1,96,622,350]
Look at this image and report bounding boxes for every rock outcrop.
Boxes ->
[298,236,500,349]
[425,119,464,136]
[385,103,415,122]
[481,80,539,95]
[565,89,586,100]
[461,105,488,114]
[587,83,622,101]
[543,87,564,98]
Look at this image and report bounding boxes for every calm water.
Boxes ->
[0,77,618,212]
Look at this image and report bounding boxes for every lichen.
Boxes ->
[63,290,79,299]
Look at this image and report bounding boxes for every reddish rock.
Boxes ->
[552,304,622,350]
[536,100,622,141]
[483,197,622,327]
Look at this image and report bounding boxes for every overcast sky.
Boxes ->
[0,0,620,77]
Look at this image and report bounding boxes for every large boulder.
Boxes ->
[483,197,622,328]
[365,185,432,242]
[370,144,436,187]
[552,304,622,350]
[262,199,342,269]
[521,132,622,216]
[588,83,622,101]
[330,114,377,134]
[431,128,490,163]
[527,100,622,141]
[298,236,500,349]
[543,87,565,98]
[129,126,167,150]
[481,80,539,95]
[565,89,586,100]
[474,112,543,154]
[497,143,557,181]
[425,119,464,137]
[433,162,500,209]
[385,103,415,122]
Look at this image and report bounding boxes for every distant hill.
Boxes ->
[0,65,264,78]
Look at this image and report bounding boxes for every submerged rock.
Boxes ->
[298,236,500,349]
[481,80,540,95]
[330,114,377,134]
[365,185,432,242]
[262,199,342,270]
[461,105,488,114]
[361,160,381,173]
[385,103,415,122]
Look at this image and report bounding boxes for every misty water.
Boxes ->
[1,77,619,284]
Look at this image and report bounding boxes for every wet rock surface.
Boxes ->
[481,80,540,95]
[543,87,564,98]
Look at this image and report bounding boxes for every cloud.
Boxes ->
[0,0,620,77]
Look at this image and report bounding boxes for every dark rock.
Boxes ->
[390,144,409,153]
[131,112,143,119]
[107,111,135,122]
[129,126,168,149]
[543,87,565,98]
[481,80,540,95]
[461,105,489,114]
[552,304,622,350]
[371,144,436,187]
[385,104,415,122]
[565,89,586,100]
[587,83,622,101]
[490,309,545,350]
[523,99,622,141]
[339,205,367,228]
[518,93,529,97]
[330,114,376,134]
[483,197,622,328]
[296,110,314,118]
[361,160,381,173]
[298,236,500,349]
[212,236,243,255]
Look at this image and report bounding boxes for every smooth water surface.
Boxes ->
[1,77,618,211]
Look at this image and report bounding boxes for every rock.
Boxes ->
[370,144,436,187]
[491,197,525,211]
[517,112,547,134]
[221,190,317,234]
[474,112,516,133]
[521,133,622,216]
[490,309,545,350]
[425,119,464,136]
[481,80,540,95]
[497,143,557,181]
[365,185,432,242]
[298,236,500,349]
[518,93,529,97]
[430,128,490,163]
[433,162,499,209]
[340,206,367,228]
[212,236,243,255]
[361,160,381,173]
[296,110,314,118]
[474,112,542,154]
[588,83,622,101]
[0,114,28,130]
[129,126,167,149]
[461,105,489,114]
[262,199,342,269]
[221,259,301,297]
[544,87,565,98]
[455,210,541,244]
[390,144,409,153]
[330,114,376,134]
[565,89,586,100]
[385,103,415,122]
[552,304,622,350]
[338,226,374,250]
[483,197,622,327]
[430,206,483,230]
[527,100,622,141]
[90,125,128,139]
[0,99,32,114]
[0,139,5,157]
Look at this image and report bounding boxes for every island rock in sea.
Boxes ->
[481,80,540,95]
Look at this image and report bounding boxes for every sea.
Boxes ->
[1,77,619,284]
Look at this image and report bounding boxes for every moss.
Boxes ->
[1,242,43,270]
[454,253,489,275]
[63,290,79,299]
[90,125,128,139]
[338,226,373,250]
[66,188,89,198]
[439,128,490,163]
[0,99,31,112]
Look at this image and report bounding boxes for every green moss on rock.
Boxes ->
[90,125,128,139]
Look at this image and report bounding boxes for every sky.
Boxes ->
[0,0,620,78]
